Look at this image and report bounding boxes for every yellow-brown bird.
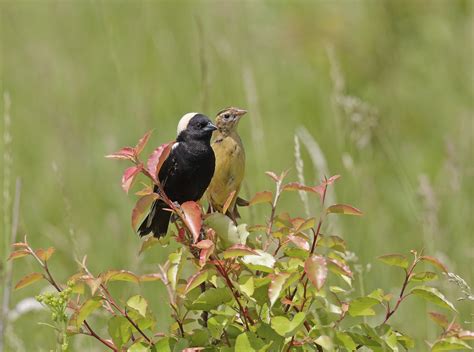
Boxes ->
[207,107,247,218]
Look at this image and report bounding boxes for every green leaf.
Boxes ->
[222,244,259,259]
[242,250,276,273]
[335,331,357,350]
[271,312,306,337]
[205,213,248,248]
[304,254,328,290]
[256,323,285,351]
[315,335,334,350]
[190,329,210,347]
[127,341,150,352]
[184,269,209,294]
[108,316,132,349]
[75,296,103,328]
[14,272,44,290]
[154,337,174,352]
[249,191,273,206]
[411,286,457,312]
[239,276,255,297]
[348,297,380,317]
[235,332,271,352]
[268,272,290,307]
[431,337,472,351]
[377,254,409,269]
[396,331,415,349]
[411,271,438,282]
[132,193,160,231]
[127,295,148,318]
[208,316,229,339]
[101,270,139,284]
[167,248,184,291]
[327,204,363,216]
[138,234,160,255]
[190,287,233,311]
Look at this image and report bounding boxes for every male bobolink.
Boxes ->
[207,107,247,218]
[138,113,217,237]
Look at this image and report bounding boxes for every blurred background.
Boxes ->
[1,0,472,350]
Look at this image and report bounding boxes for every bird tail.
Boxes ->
[138,200,171,238]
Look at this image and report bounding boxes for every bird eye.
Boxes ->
[223,114,230,120]
[199,122,206,128]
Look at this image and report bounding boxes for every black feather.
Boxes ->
[138,114,216,238]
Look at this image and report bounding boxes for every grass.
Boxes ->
[0,0,472,350]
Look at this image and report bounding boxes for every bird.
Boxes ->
[138,112,217,238]
[207,107,247,219]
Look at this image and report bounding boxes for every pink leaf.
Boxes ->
[325,174,341,185]
[287,235,310,251]
[304,254,328,290]
[181,201,202,243]
[265,171,280,183]
[135,130,153,156]
[283,182,318,193]
[195,239,214,267]
[122,165,142,193]
[105,147,136,161]
[147,142,174,181]
[131,193,160,231]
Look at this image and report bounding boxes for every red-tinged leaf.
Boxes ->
[181,201,202,243]
[182,348,205,352]
[135,130,153,156]
[293,217,315,233]
[101,270,139,284]
[195,240,214,267]
[328,258,353,278]
[35,247,55,262]
[324,175,341,185]
[12,242,28,248]
[176,227,186,243]
[313,185,326,200]
[138,235,160,255]
[249,191,273,206]
[73,296,104,328]
[139,273,162,282]
[8,250,30,261]
[287,235,310,251]
[248,224,267,232]
[222,190,236,215]
[265,171,280,182]
[105,147,135,161]
[420,256,448,273]
[132,193,160,231]
[147,142,174,180]
[195,239,214,249]
[428,312,450,329]
[222,244,259,259]
[14,272,44,290]
[458,330,474,340]
[135,184,153,196]
[327,204,363,216]
[283,182,319,194]
[268,272,291,307]
[122,165,142,193]
[185,269,209,294]
[304,255,328,290]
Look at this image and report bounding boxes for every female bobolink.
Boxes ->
[207,107,247,218]
[138,113,217,237]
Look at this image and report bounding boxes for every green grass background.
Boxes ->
[1,0,472,350]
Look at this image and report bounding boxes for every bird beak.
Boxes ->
[203,121,218,132]
[233,108,247,120]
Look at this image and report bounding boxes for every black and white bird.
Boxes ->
[138,113,217,237]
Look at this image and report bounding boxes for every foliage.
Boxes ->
[8,132,473,351]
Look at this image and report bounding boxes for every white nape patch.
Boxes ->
[177,112,198,136]
[172,142,180,150]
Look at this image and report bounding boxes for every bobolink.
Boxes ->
[138,113,217,237]
[207,107,247,218]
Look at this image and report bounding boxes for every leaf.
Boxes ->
[411,271,438,282]
[205,213,247,248]
[304,255,328,290]
[348,297,380,317]
[235,332,271,352]
[122,165,142,193]
[139,273,162,282]
[249,191,273,206]
[74,296,103,328]
[242,250,276,273]
[8,250,30,261]
[222,244,258,259]
[181,201,202,243]
[268,272,290,307]
[328,258,353,278]
[222,190,236,215]
[287,235,310,251]
[271,312,306,337]
[105,147,135,161]
[101,270,139,284]
[128,341,150,352]
[429,312,450,329]
[184,269,209,294]
[327,204,363,216]
[335,332,357,350]
[265,171,280,183]
[420,256,448,273]
[190,287,233,310]
[35,247,55,262]
[283,182,319,194]
[325,174,341,185]
[127,295,148,317]
[11,242,28,248]
[135,130,152,156]
[147,142,174,181]
[239,276,255,297]
[14,272,44,290]
[411,286,457,311]
[132,193,160,232]
[167,249,184,290]
[195,239,215,267]
[108,316,132,349]
[431,337,472,351]
[377,254,409,269]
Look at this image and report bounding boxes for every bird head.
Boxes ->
[176,112,217,142]
[215,107,247,135]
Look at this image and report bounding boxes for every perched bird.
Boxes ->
[207,107,247,218]
[138,113,217,237]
